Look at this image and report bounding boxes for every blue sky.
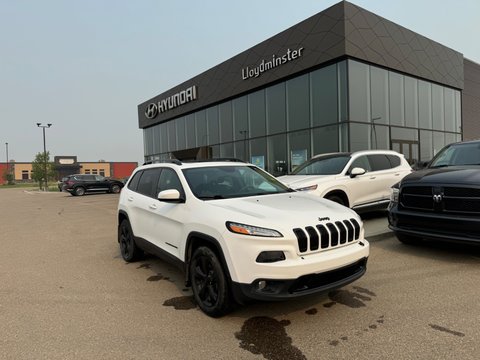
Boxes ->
[1,0,479,163]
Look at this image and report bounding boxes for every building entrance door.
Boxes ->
[391,139,419,165]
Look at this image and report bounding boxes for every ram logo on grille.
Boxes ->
[293,218,361,253]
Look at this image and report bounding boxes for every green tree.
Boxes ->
[31,152,56,190]
[2,169,15,185]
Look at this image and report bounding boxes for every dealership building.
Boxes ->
[138,1,480,176]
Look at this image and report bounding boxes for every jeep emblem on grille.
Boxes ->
[318,217,330,221]
[433,194,443,203]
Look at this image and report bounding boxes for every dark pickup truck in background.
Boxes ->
[388,140,480,245]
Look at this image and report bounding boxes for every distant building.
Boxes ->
[0,156,137,184]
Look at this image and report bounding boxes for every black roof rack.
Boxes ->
[183,158,246,163]
[143,159,182,166]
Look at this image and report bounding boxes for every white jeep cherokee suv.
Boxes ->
[278,150,412,212]
[117,159,369,317]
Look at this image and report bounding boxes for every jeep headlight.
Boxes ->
[226,222,283,237]
[296,184,318,192]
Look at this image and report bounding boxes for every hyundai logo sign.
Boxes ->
[145,85,198,119]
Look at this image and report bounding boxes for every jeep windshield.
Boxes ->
[429,142,480,168]
[183,165,292,200]
[291,154,351,175]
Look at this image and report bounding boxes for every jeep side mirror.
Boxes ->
[350,167,366,178]
[158,189,185,203]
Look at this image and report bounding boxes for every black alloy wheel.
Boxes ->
[190,246,232,317]
[74,186,86,196]
[118,219,142,262]
[111,184,121,194]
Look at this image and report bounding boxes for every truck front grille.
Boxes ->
[401,185,480,214]
[293,218,361,254]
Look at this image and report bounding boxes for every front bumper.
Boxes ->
[231,257,368,302]
[388,204,480,245]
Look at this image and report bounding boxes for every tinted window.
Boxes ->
[183,166,289,200]
[292,155,351,175]
[368,154,391,171]
[430,142,480,168]
[349,156,371,173]
[157,169,184,197]
[137,168,161,197]
[387,155,401,168]
[127,171,142,191]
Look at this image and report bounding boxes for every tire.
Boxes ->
[190,246,233,317]
[118,219,143,262]
[396,233,420,245]
[111,184,121,194]
[326,194,346,206]
[74,186,86,196]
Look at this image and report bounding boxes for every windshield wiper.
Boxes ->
[429,164,450,168]
[197,195,225,200]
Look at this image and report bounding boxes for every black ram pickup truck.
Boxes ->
[388,140,480,245]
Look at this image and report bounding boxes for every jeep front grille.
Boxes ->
[400,185,480,214]
[293,219,361,254]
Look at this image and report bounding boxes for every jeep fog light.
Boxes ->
[258,280,267,290]
[226,222,283,237]
[256,251,286,263]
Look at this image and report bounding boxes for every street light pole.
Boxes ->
[5,142,8,175]
[36,123,52,191]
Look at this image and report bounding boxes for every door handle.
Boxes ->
[127,197,134,202]
[149,204,157,210]
[369,176,376,180]
[395,173,400,176]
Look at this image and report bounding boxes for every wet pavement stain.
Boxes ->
[305,308,317,315]
[323,302,336,308]
[323,286,377,309]
[352,286,376,297]
[235,317,306,360]
[136,263,151,270]
[163,296,197,310]
[329,315,385,346]
[147,274,164,281]
[429,324,465,337]
[58,208,64,215]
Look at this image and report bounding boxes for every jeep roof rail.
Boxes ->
[184,158,245,163]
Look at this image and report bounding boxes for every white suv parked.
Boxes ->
[278,150,412,212]
[117,160,369,317]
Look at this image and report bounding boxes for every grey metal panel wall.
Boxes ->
[462,59,480,140]
[343,2,463,90]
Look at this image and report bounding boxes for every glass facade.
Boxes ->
[144,59,462,172]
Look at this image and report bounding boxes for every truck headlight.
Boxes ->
[226,222,283,237]
[390,187,400,204]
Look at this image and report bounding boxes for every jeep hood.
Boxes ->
[277,174,337,189]
[207,192,355,226]
[402,166,480,185]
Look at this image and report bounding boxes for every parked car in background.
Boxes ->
[57,177,68,192]
[389,140,480,245]
[117,159,369,317]
[278,150,412,213]
[63,174,124,196]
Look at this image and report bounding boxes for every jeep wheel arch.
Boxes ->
[184,232,232,287]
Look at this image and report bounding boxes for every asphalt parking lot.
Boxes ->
[1,188,479,359]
